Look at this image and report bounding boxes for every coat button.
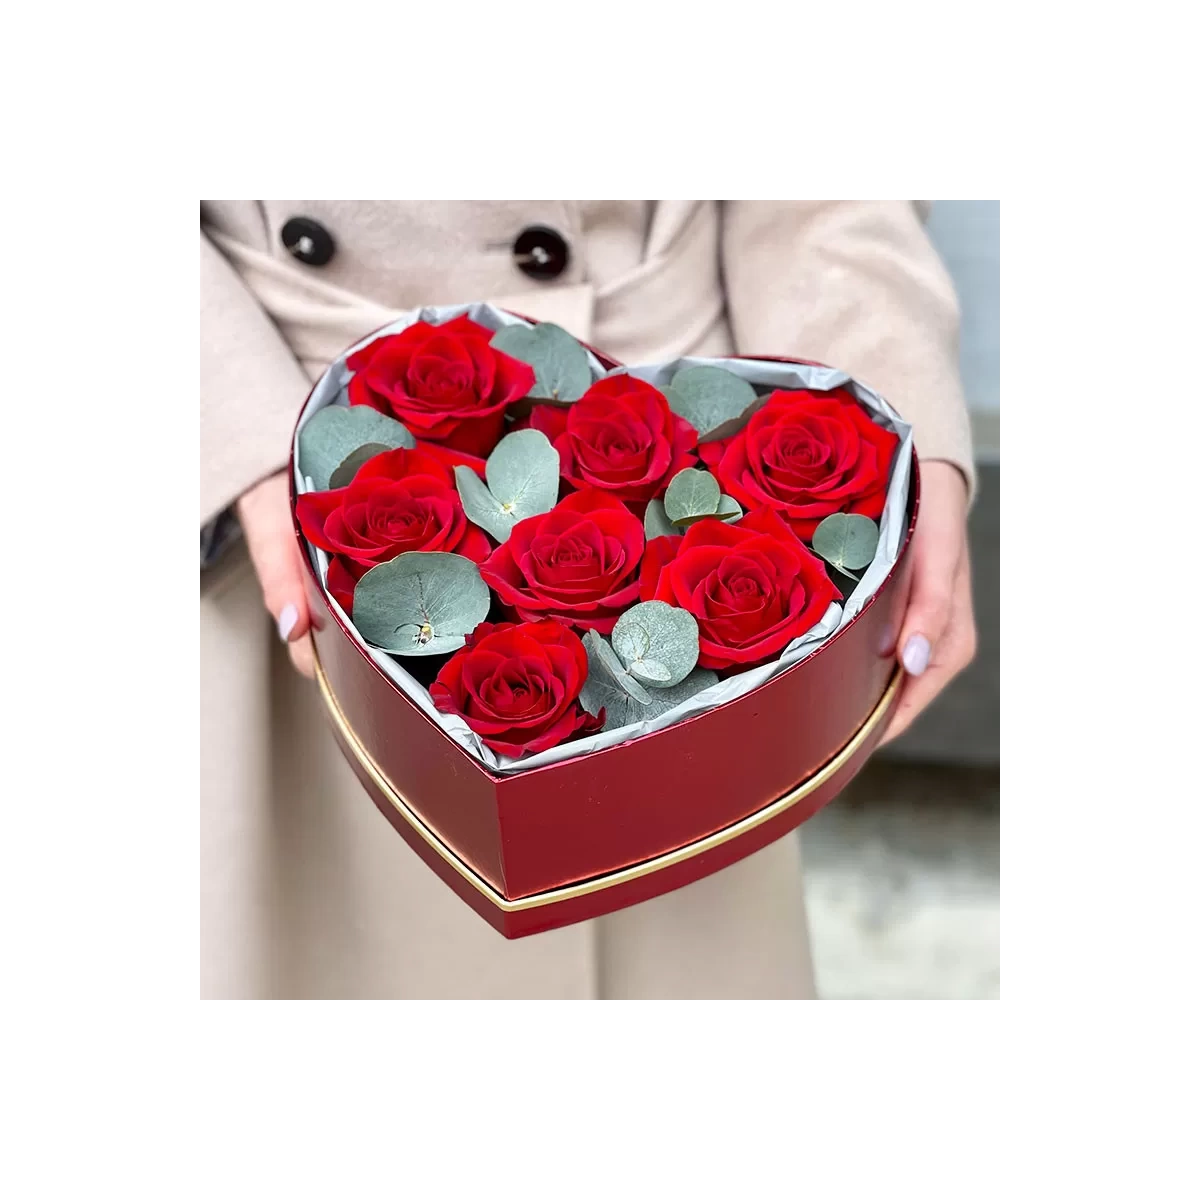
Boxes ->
[281,216,336,267]
[513,225,569,281]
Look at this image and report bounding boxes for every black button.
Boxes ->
[513,225,569,281]
[281,216,335,267]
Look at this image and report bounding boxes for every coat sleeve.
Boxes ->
[200,228,313,527]
[720,201,974,498]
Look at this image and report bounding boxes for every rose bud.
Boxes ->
[430,621,603,758]
[347,315,535,457]
[700,388,899,539]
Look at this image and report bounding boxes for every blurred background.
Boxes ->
[802,200,1000,999]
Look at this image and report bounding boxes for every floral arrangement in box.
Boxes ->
[293,304,912,771]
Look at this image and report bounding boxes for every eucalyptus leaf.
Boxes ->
[329,442,390,489]
[644,499,678,540]
[487,428,560,512]
[298,406,416,491]
[610,601,699,688]
[584,667,721,733]
[351,552,490,656]
[453,429,560,543]
[580,629,652,711]
[674,493,744,529]
[629,659,673,684]
[701,396,770,443]
[665,365,759,441]
[491,322,593,404]
[663,468,720,524]
[811,513,880,573]
[453,467,507,542]
[715,494,743,522]
[660,386,689,419]
[578,668,636,724]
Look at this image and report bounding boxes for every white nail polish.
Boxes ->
[902,634,930,676]
[277,603,299,641]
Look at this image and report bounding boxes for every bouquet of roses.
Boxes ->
[294,304,911,772]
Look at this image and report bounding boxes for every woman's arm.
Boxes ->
[720,201,977,738]
[201,227,315,675]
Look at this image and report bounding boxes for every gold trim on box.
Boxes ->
[314,645,902,913]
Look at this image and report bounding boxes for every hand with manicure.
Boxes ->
[879,461,977,744]
[236,471,315,678]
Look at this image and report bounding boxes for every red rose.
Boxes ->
[700,389,899,539]
[347,315,535,456]
[297,446,491,615]
[528,376,697,506]
[639,507,840,671]
[479,490,644,634]
[430,621,602,758]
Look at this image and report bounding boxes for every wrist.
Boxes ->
[235,468,289,525]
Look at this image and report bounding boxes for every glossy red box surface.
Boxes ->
[292,344,919,936]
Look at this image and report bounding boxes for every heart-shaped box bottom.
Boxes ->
[316,644,904,937]
[299,456,919,938]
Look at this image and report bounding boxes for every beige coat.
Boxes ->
[200,200,970,999]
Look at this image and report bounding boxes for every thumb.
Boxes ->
[235,472,314,658]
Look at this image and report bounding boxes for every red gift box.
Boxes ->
[293,343,918,938]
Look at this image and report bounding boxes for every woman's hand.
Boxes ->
[879,461,977,744]
[235,471,315,678]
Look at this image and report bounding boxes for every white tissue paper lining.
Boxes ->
[293,303,913,776]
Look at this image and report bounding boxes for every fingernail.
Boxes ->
[277,603,299,642]
[902,634,930,676]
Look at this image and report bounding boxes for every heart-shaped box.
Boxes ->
[293,322,919,938]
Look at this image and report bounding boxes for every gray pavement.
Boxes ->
[800,761,1000,999]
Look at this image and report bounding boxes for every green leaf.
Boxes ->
[610,601,700,688]
[629,658,672,683]
[663,468,720,524]
[701,398,770,443]
[585,666,721,733]
[578,667,637,724]
[715,494,743,522]
[665,365,759,441]
[591,630,651,703]
[453,467,507,542]
[454,429,561,543]
[487,429,560,513]
[673,492,744,530]
[491,322,593,404]
[298,406,416,491]
[580,629,652,714]
[811,513,880,573]
[328,442,390,489]
[648,479,736,536]
[644,499,678,540]
[351,552,490,656]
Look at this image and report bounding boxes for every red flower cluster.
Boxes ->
[301,319,904,760]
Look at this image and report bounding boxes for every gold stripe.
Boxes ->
[314,645,902,912]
